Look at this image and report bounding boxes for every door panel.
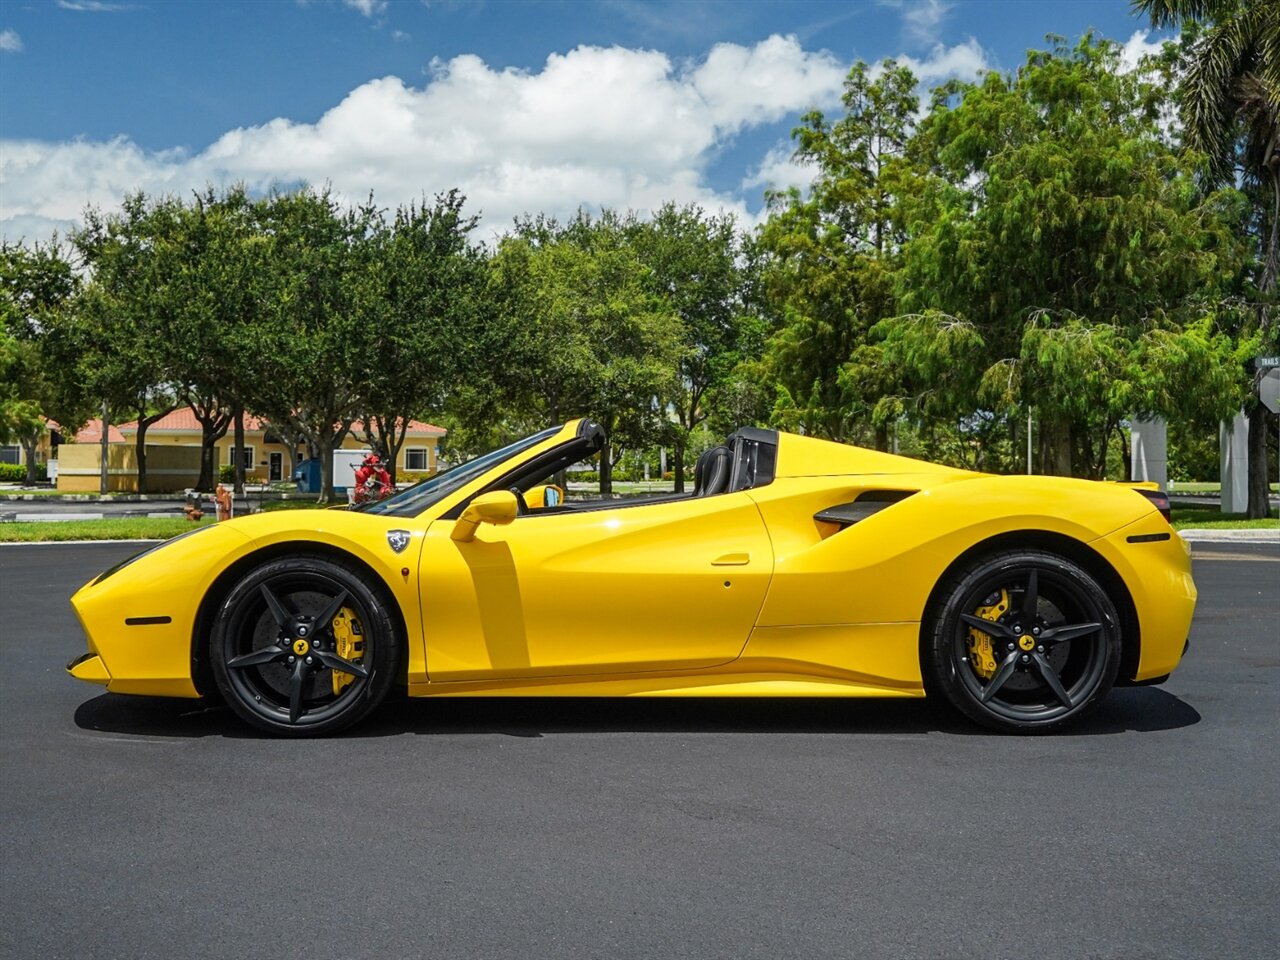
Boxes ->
[420,493,773,681]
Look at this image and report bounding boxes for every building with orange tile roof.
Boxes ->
[3,411,445,492]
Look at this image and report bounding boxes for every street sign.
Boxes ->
[1254,355,1280,370]
[1260,367,1280,414]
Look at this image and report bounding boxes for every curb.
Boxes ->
[0,539,164,546]
[1178,528,1280,543]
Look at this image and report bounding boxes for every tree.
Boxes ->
[755,60,918,444]
[356,190,483,484]
[73,194,219,493]
[487,212,681,494]
[0,241,90,481]
[249,188,380,503]
[877,35,1249,477]
[627,204,759,491]
[1135,0,1279,512]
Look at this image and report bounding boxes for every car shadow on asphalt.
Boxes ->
[72,685,1201,740]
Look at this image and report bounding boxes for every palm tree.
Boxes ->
[1134,0,1279,518]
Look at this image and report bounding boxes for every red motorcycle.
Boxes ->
[352,454,393,504]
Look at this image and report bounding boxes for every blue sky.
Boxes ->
[0,1,1168,243]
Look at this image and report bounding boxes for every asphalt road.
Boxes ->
[1,542,1276,960]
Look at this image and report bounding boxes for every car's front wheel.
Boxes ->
[210,555,400,736]
[925,550,1121,733]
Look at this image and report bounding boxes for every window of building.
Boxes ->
[228,445,255,469]
[0,445,20,465]
[404,447,429,471]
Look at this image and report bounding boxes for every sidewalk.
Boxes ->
[1177,528,1280,543]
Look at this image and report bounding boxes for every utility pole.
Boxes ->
[1026,411,1033,475]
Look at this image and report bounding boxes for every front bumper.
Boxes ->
[1095,516,1197,681]
[66,651,110,685]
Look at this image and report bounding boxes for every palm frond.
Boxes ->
[1132,0,1242,30]
[1179,10,1255,181]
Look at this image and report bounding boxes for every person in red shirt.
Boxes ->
[353,454,392,503]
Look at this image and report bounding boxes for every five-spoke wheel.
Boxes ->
[210,556,400,736]
[925,550,1121,732]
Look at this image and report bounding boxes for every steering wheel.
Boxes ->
[508,486,529,516]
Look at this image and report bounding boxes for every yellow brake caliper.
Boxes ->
[330,606,365,695]
[966,589,1009,680]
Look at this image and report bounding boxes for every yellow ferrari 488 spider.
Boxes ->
[67,419,1195,736]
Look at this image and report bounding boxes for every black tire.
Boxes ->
[924,550,1121,733]
[210,555,400,737]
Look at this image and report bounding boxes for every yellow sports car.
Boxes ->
[67,419,1195,736]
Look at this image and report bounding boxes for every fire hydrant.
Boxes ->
[214,483,233,522]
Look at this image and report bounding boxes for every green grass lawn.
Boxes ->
[0,517,215,542]
[1169,481,1280,494]
[1170,505,1280,530]
[0,487,87,497]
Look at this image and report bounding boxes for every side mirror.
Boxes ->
[525,484,564,509]
[450,490,519,542]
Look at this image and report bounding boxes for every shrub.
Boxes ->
[218,464,235,483]
[0,463,25,482]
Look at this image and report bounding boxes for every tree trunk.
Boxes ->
[20,434,39,484]
[99,401,109,495]
[135,412,149,495]
[189,398,232,491]
[1118,424,1132,483]
[1246,399,1271,519]
[386,417,408,486]
[599,441,612,496]
[317,431,334,504]
[874,424,889,453]
[362,414,409,486]
[672,438,686,494]
[1038,416,1072,477]
[233,405,245,496]
[1246,170,1279,519]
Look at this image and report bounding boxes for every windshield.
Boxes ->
[358,425,563,518]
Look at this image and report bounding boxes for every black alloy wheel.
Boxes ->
[210,555,400,736]
[925,550,1121,733]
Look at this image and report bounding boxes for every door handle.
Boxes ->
[711,553,750,566]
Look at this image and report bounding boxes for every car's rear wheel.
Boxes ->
[925,550,1121,733]
[210,555,400,737]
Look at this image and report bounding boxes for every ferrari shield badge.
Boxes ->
[386,530,411,554]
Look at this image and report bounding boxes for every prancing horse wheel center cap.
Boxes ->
[1018,635,1035,652]
[292,638,311,656]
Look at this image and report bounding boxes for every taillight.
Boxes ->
[1135,488,1172,524]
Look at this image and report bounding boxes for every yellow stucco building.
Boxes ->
[37,410,446,493]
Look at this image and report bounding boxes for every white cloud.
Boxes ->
[56,0,136,11]
[903,0,951,45]
[1,35,844,243]
[0,29,21,52]
[1118,29,1165,73]
[741,38,989,205]
[893,37,990,85]
[880,0,951,46]
[742,144,815,195]
[344,0,387,17]
[0,35,995,244]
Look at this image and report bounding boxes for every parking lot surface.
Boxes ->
[1,541,1276,959]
